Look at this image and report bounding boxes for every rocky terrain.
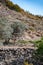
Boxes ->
[0,47,36,65]
[0,0,43,65]
[0,1,43,44]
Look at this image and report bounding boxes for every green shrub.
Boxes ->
[32,37,43,64]
[0,17,13,39]
[36,37,43,55]
[5,0,22,12]
[11,21,27,37]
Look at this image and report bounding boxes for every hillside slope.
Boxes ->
[0,0,43,45]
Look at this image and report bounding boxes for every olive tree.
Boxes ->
[11,21,27,37]
[0,17,13,45]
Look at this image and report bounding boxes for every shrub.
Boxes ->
[11,21,27,37]
[32,37,43,65]
[5,0,22,12]
[0,17,13,39]
[36,37,43,55]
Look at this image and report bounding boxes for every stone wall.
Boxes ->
[0,48,35,65]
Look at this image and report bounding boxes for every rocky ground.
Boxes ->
[0,2,43,42]
[0,47,36,65]
[0,1,43,65]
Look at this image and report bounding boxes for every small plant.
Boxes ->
[24,61,33,65]
[18,40,29,44]
[24,61,29,65]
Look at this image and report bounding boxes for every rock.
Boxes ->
[0,48,35,65]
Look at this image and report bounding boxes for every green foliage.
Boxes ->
[0,17,7,39]
[36,37,43,55]
[0,17,13,39]
[11,21,27,36]
[5,0,22,12]
[18,40,29,44]
[13,4,22,12]
[33,37,43,47]
[32,37,43,64]
[29,27,34,31]
[30,37,43,55]
[37,43,43,55]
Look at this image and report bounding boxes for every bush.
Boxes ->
[36,37,43,55]
[32,37,43,65]
[0,17,13,39]
[5,0,22,12]
[11,21,27,37]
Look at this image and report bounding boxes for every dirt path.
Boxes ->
[0,46,37,50]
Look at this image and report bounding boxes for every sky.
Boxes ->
[10,0,43,16]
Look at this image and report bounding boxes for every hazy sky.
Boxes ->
[10,0,43,16]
